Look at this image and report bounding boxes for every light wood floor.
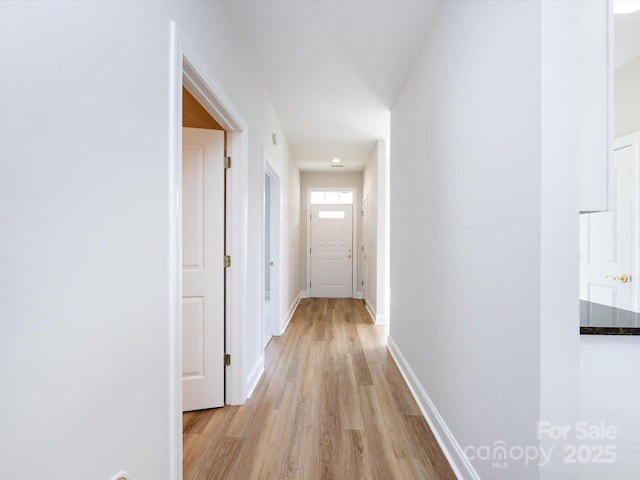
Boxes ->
[183,298,456,480]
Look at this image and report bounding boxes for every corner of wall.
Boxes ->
[364,299,377,323]
[279,291,304,335]
[387,336,480,480]
[245,354,265,399]
[374,313,388,325]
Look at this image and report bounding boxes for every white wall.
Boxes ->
[284,143,302,327]
[579,336,640,479]
[576,18,640,480]
[390,1,582,478]
[363,148,378,312]
[576,57,640,478]
[300,171,364,296]
[0,2,299,479]
[614,56,640,137]
[539,3,582,479]
[362,140,389,324]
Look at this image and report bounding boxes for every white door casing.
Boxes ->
[263,159,281,341]
[362,196,368,304]
[264,173,272,347]
[580,132,639,312]
[310,205,353,298]
[182,127,225,411]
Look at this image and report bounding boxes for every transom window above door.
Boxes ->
[310,191,353,205]
[318,211,346,219]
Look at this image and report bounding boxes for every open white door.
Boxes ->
[310,204,353,298]
[580,133,638,312]
[263,162,281,342]
[182,127,225,411]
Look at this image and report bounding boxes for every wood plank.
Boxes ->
[183,298,455,480]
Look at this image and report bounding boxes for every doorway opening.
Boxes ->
[169,22,249,479]
[306,188,357,298]
[362,194,369,305]
[263,157,281,344]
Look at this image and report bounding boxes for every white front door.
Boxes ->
[182,127,225,411]
[310,204,353,298]
[580,133,638,312]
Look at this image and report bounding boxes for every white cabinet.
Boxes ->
[579,0,612,213]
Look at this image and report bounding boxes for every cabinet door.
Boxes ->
[579,0,611,213]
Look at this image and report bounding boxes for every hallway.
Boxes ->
[183,298,455,479]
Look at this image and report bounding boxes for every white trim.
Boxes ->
[361,194,369,307]
[168,23,182,480]
[306,187,358,298]
[299,290,309,299]
[279,291,303,335]
[169,22,249,479]
[374,313,388,325]
[614,131,640,312]
[387,336,479,480]
[262,154,282,338]
[245,355,265,399]
[364,300,376,323]
[228,130,249,405]
[354,291,364,299]
[363,299,387,324]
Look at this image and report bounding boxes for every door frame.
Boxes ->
[306,187,358,298]
[361,194,368,304]
[263,154,281,338]
[169,22,248,479]
[615,131,639,309]
[579,131,640,311]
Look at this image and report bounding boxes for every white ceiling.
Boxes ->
[614,9,640,69]
[224,0,441,172]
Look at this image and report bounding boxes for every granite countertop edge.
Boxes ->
[580,326,640,336]
[580,300,640,336]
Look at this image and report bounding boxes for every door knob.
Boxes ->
[270,261,274,267]
[606,274,629,283]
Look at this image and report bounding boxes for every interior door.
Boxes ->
[182,127,225,411]
[264,173,272,347]
[310,204,353,298]
[580,139,636,311]
[362,196,368,303]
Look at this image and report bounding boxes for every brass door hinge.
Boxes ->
[224,156,231,169]
[224,353,231,367]
[224,255,231,268]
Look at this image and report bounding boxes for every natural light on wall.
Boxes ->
[310,191,353,205]
[614,0,640,14]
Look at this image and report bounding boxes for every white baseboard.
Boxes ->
[364,300,376,323]
[364,299,389,325]
[374,312,388,325]
[299,290,309,299]
[280,291,304,335]
[387,336,480,480]
[354,291,364,299]
[245,354,264,399]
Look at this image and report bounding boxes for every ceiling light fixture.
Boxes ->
[613,0,640,14]
[331,158,341,163]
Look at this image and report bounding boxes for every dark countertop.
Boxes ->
[580,300,640,335]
